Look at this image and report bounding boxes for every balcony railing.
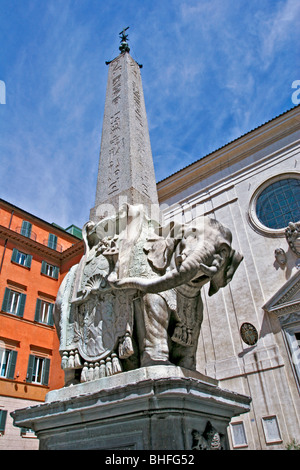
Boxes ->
[43,240,63,253]
[14,227,63,252]
[15,226,37,241]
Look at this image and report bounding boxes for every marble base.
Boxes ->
[11,366,251,450]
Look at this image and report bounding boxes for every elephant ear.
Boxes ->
[144,238,175,273]
[208,250,243,296]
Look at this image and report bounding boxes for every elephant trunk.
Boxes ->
[114,245,215,294]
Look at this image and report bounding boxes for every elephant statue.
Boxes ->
[54,205,243,383]
[111,215,243,370]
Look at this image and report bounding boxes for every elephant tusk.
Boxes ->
[199,263,218,277]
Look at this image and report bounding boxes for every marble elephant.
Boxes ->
[54,205,243,382]
[111,215,243,370]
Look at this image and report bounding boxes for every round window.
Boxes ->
[256,178,300,230]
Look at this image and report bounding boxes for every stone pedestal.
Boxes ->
[12,366,251,450]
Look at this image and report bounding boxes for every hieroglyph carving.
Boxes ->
[54,204,243,385]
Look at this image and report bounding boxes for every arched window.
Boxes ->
[249,175,300,234]
[256,178,300,229]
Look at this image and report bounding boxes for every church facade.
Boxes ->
[157,104,300,449]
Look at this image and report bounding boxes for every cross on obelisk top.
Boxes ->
[119,27,130,53]
[90,30,159,222]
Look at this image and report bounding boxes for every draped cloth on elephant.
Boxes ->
[54,203,243,384]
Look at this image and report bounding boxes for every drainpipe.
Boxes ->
[0,210,14,274]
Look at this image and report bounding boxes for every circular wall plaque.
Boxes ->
[240,322,258,346]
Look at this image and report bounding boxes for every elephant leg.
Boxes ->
[141,293,171,366]
[170,295,203,370]
[170,343,198,370]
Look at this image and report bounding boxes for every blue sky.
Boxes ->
[0,0,299,229]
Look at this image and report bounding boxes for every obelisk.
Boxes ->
[90,29,159,222]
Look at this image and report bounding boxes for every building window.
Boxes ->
[41,261,59,279]
[26,355,50,385]
[48,233,58,250]
[230,421,248,448]
[11,248,32,268]
[0,348,17,379]
[34,299,54,326]
[262,416,282,444]
[2,288,26,317]
[256,178,300,230]
[20,220,32,238]
[0,410,7,436]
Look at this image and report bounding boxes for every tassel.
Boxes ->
[81,362,88,382]
[105,356,113,376]
[112,353,122,374]
[61,351,68,370]
[67,350,75,368]
[119,333,134,359]
[94,362,100,379]
[118,339,124,359]
[99,360,106,378]
[88,363,94,381]
[74,350,81,368]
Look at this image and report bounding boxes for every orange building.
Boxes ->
[0,199,83,449]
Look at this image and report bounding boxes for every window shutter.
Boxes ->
[6,350,17,379]
[41,261,47,275]
[48,234,57,250]
[11,248,19,263]
[53,266,59,279]
[48,304,54,326]
[34,299,41,322]
[2,288,11,312]
[0,410,7,433]
[43,358,50,386]
[25,254,32,268]
[17,293,26,317]
[21,221,32,238]
[26,355,35,382]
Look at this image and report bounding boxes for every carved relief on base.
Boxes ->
[191,421,224,450]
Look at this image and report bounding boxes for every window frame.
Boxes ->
[230,421,248,448]
[48,233,58,250]
[2,288,26,317]
[34,298,54,326]
[248,172,300,237]
[26,354,50,386]
[41,261,59,279]
[261,415,282,444]
[0,410,8,435]
[282,321,300,391]
[0,348,17,379]
[11,248,32,269]
[20,220,32,238]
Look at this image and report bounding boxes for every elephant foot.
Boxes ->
[141,352,172,368]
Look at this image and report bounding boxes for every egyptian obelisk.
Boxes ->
[90,29,159,222]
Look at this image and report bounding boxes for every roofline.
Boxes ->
[157,105,300,202]
[157,105,300,185]
[0,198,81,241]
